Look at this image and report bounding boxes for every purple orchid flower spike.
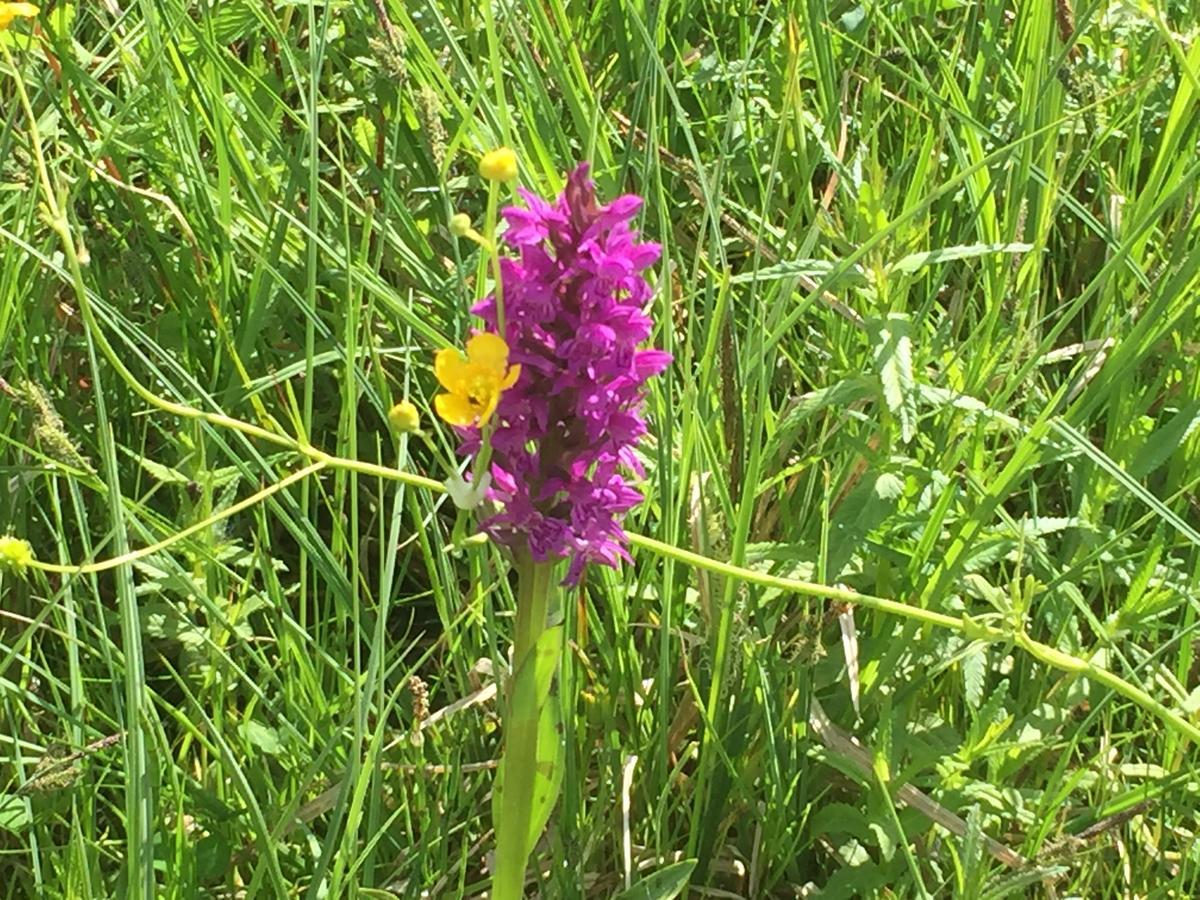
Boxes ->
[461,164,670,583]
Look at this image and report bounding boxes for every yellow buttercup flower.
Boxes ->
[479,146,518,182]
[434,333,520,426]
[0,2,39,29]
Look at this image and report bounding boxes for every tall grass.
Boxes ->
[1,0,1198,896]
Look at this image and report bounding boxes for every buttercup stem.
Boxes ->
[483,178,506,334]
[491,549,555,900]
[455,176,504,530]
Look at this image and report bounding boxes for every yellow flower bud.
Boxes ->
[449,212,473,237]
[0,535,34,575]
[479,146,518,183]
[388,400,422,434]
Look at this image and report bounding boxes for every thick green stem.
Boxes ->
[492,550,554,900]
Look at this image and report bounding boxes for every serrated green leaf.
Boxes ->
[868,819,896,861]
[916,384,1021,429]
[981,864,1069,899]
[142,600,207,648]
[767,375,877,460]
[871,313,917,443]
[961,645,987,709]
[873,471,904,501]
[352,116,377,158]
[961,805,985,899]
[138,456,191,484]
[728,258,861,285]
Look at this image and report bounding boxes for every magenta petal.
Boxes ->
[604,194,643,222]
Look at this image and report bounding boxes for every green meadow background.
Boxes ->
[2,0,1199,896]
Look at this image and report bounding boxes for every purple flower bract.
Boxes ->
[467,163,670,583]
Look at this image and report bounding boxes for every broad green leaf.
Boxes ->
[524,625,563,856]
[1126,399,1200,479]
[196,833,232,882]
[352,116,377,159]
[827,471,904,579]
[177,0,259,54]
[240,720,284,756]
[820,859,888,897]
[888,242,1032,274]
[494,625,564,865]
[610,860,697,900]
[808,802,872,841]
[531,624,562,708]
[0,794,30,835]
[49,3,75,34]
[526,696,564,859]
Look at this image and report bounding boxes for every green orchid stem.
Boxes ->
[492,549,554,900]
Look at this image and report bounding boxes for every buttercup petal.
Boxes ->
[434,392,477,426]
[434,347,470,392]
[478,393,500,425]
[466,332,510,375]
[500,363,522,390]
[0,2,38,27]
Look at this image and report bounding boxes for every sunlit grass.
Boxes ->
[1,0,1199,897]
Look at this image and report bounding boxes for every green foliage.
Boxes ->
[1,0,1199,896]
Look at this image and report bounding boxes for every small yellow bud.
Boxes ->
[388,400,422,434]
[0,535,34,575]
[449,212,473,237]
[479,146,518,183]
